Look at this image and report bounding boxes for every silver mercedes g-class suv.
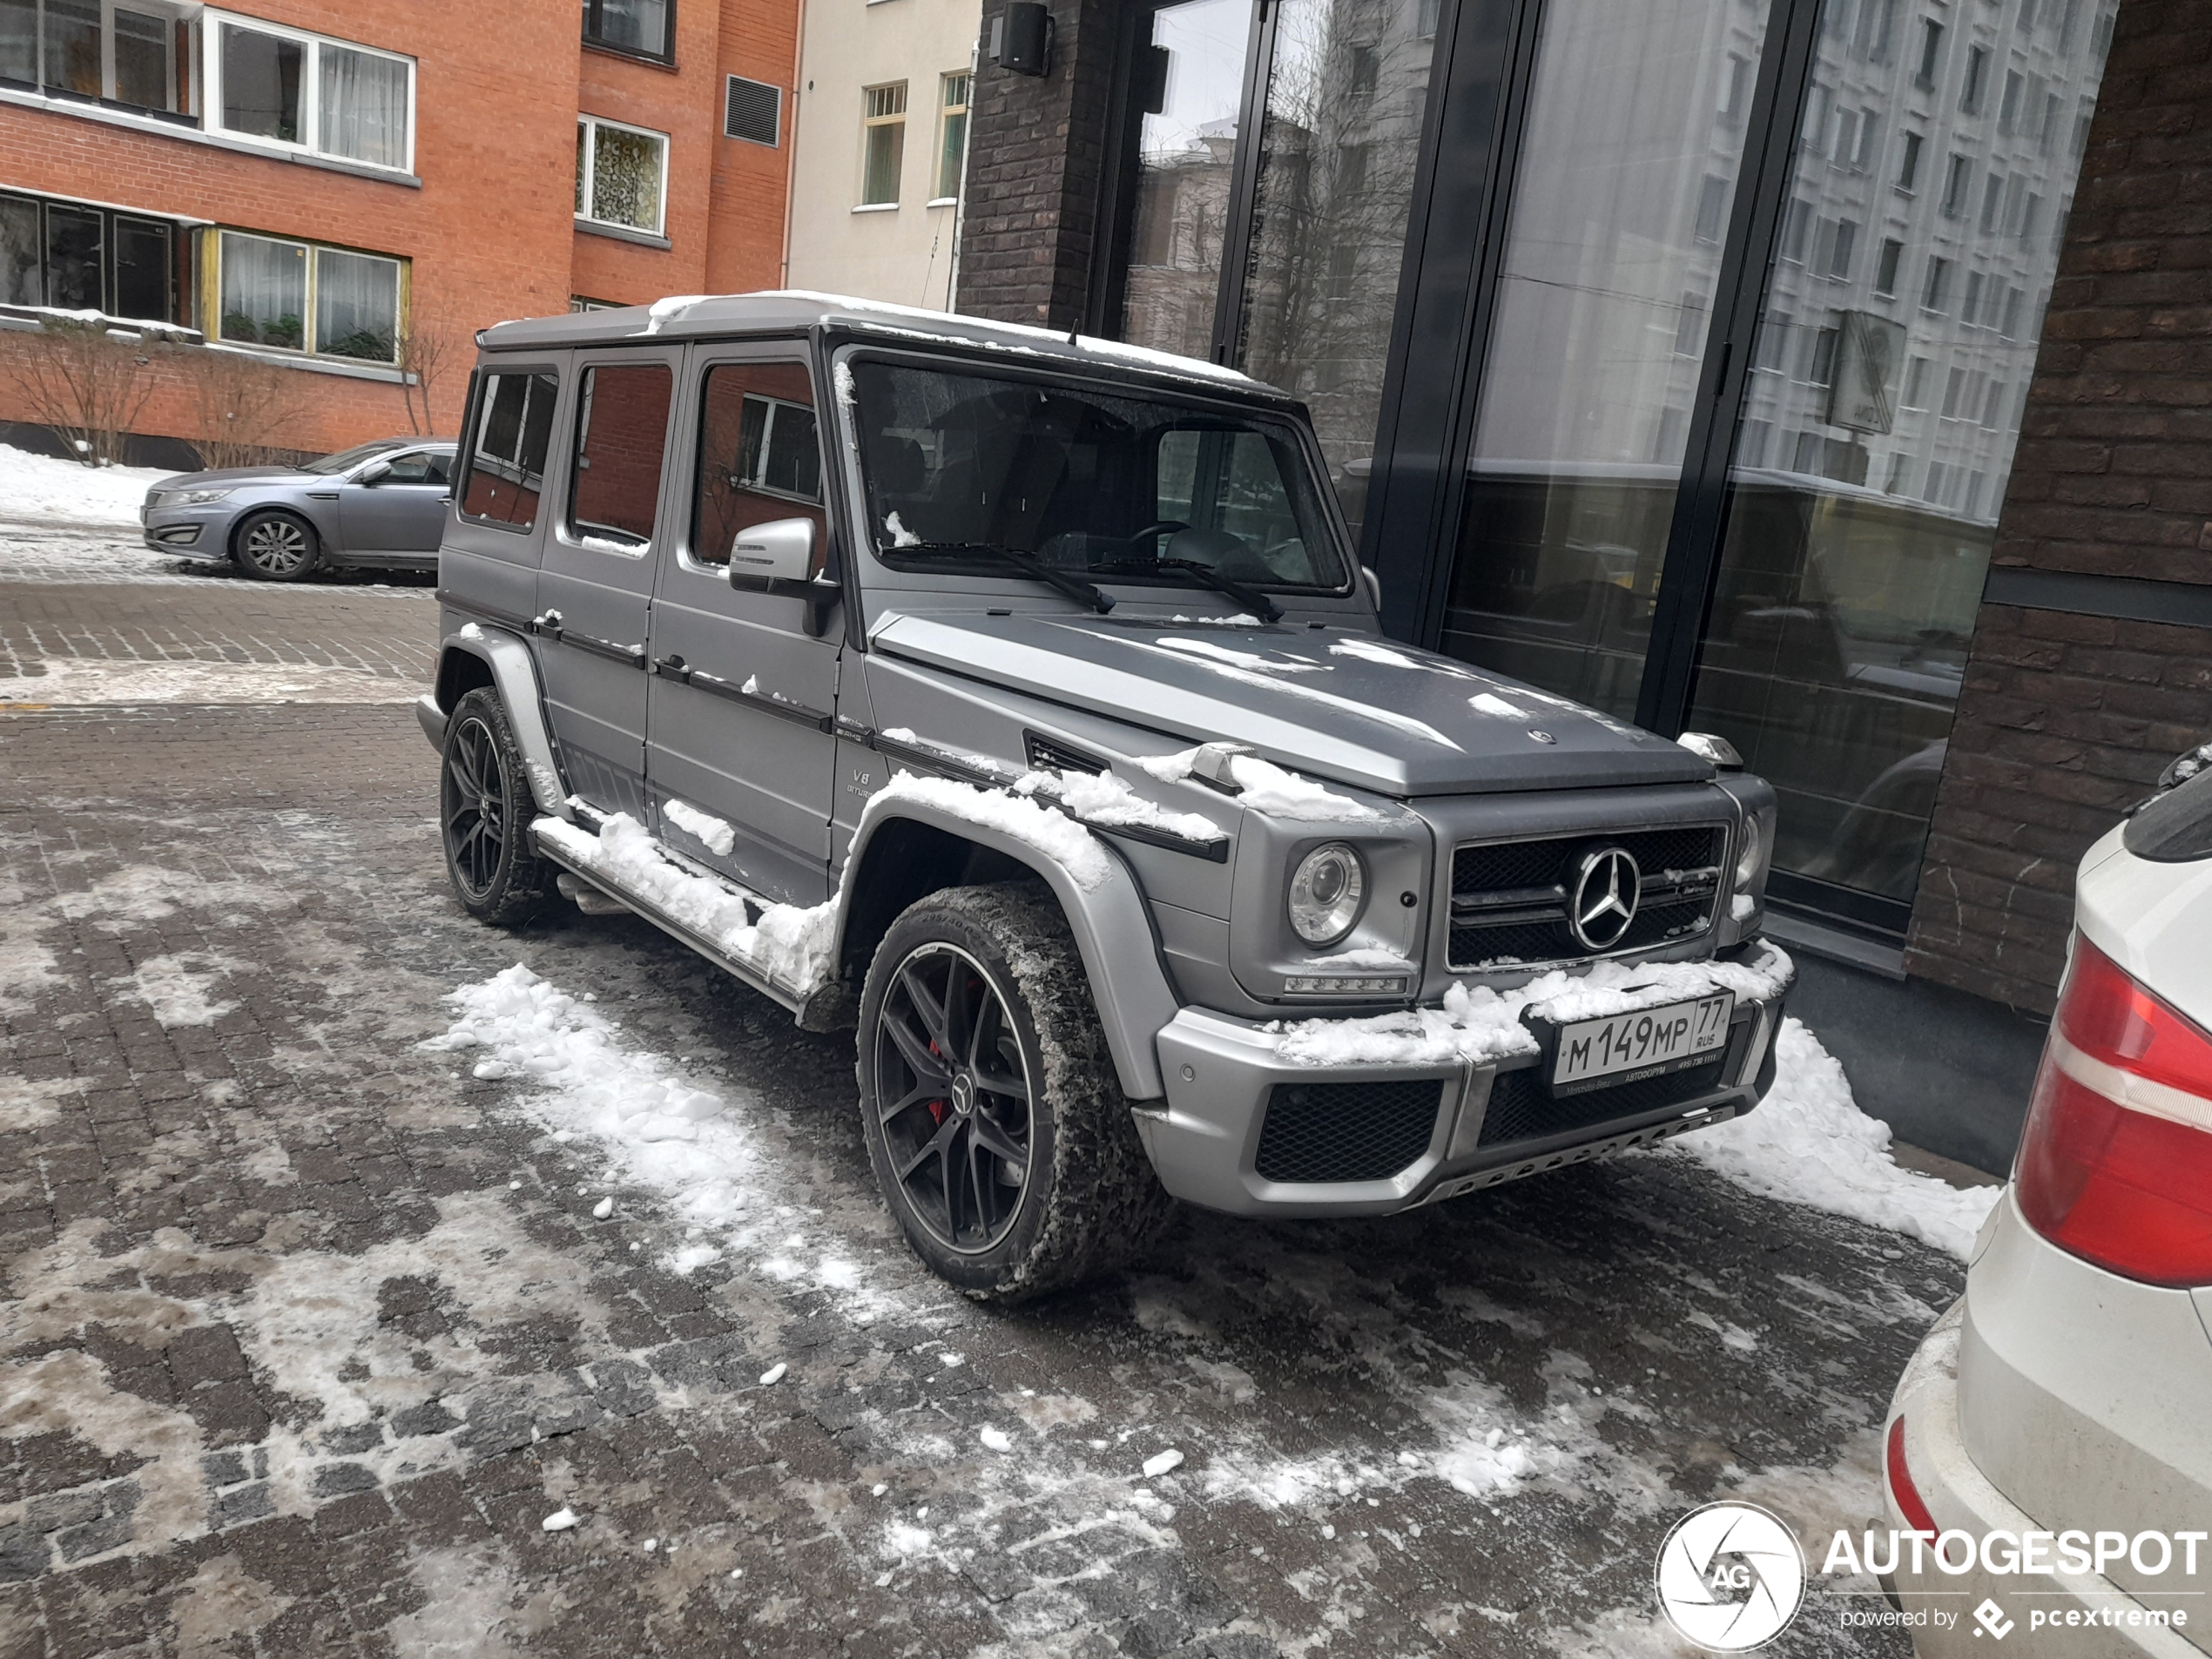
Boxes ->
[420,292,1793,1302]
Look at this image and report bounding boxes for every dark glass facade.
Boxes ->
[1101,0,2114,941]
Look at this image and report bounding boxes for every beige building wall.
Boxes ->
[786,0,981,309]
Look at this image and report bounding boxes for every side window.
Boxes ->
[691,361,826,570]
[426,452,454,487]
[460,370,558,529]
[381,451,435,483]
[568,362,674,550]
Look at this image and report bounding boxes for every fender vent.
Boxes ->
[1255,1080,1446,1184]
[1024,732,1109,775]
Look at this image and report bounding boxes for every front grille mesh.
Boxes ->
[1255,1079,1445,1184]
[1449,826,1725,970]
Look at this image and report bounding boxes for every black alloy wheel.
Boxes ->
[439,687,550,926]
[873,941,1035,1253]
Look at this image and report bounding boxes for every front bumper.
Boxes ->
[140,504,234,561]
[1883,1299,2205,1657]
[1135,941,1791,1217]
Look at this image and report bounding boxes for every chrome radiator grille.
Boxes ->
[1447,825,1727,972]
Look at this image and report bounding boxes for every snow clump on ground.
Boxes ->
[0,441,170,526]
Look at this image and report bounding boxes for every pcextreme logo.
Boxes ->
[1655,1502,1807,1651]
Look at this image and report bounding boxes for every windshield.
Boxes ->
[848,359,1349,592]
[305,440,404,475]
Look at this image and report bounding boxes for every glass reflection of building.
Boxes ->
[1096,0,2114,941]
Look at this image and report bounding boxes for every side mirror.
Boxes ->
[729,517,816,586]
[359,461,392,485]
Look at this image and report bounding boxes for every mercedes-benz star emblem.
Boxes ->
[1568,846,1642,952]
[949,1073,977,1116]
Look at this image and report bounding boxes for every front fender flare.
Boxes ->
[838,794,1177,1102]
[434,626,572,820]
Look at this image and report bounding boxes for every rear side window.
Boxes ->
[568,362,674,551]
[460,370,557,529]
[691,360,826,568]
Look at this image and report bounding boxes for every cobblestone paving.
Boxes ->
[0,584,435,690]
[0,579,1945,1657]
[0,520,437,591]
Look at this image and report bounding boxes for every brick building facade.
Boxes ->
[1907,0,2212,1014]
[0,0,797,455]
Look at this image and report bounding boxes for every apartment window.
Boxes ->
[582,0,671,62]
[861,82,907,206]
[2040,91,2061,153]
[1347,42,1379,100]
[576,113,668,234]
[461,369,558,530]
[1980,172,2005,233]
[1960,44,1988,113]
[569,362,673,550]
[206,11,414,171]
[1673,290,1708,356]
[1852,108,1879,170]
[1827,218,1858,279]
[1718,52,1751,123]
[214,229,402,362]
[1902,354,1931,408]
[1415,0,1440,37]
[1695,174,1732,245]
[0,190,173,319]
[1874,236,1903,294]
[2000,68,2023,133]
[1335,141,1371,199]
[1921,253,1951,311]
[0,0,188,113]
[1808,327,1839,387]
[1999,284,2024,336]
[1897,129,1923,190]
[1914,18,1943,90]
[1963,270,1985,324]
[934,71,968,199]
[1941,152,1971,216]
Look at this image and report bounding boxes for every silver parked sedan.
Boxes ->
[140,437,458,581]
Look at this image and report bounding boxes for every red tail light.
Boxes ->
[1885,1416,1936,1535]
[2015,934,2212,1285]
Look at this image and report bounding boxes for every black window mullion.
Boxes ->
[1360,0,1542,645]
[1208,0,1279,367]
[1632,0,1825,738]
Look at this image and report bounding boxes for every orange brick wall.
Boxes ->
[0,0,796,455]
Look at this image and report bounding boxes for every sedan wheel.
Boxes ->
[236,511,318,581]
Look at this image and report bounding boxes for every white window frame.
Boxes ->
[213,227,407,365]
[576,112,671,236]
[932,71,968,205]
[200,8,416,175]
[860,82,907,208]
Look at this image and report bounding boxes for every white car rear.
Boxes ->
[1884,760,2212,1656]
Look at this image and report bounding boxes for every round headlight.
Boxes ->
[1735,817,1764,888]
[1288,842,1366,946]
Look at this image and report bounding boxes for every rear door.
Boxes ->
[535,348,681,819]
[645,345,840,906]
[338,448,450,554]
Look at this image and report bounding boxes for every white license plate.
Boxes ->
[1551,993,1735,1092]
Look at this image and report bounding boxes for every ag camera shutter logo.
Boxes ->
[1656,1501,1807,1650]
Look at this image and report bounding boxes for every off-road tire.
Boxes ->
[233,509,320,581]
[440,687,551,927]
[857,883,1175,1303]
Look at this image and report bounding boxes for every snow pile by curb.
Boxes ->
[423,963,891,1306]
[0,442,170,526]
[1665,1016,2000,1260]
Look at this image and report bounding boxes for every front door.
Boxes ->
[646,347,840,907]
[339,448,452,553]
[536,350,680,819]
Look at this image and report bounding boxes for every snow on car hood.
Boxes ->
[868,612,1711,797]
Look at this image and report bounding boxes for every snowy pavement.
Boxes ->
[0,542,1982,1657]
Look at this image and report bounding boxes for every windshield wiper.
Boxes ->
[1092,556,1283,624]
[889,541,1115,614]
